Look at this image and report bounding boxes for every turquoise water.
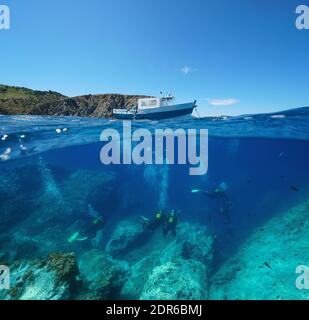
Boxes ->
[0,107,309,300]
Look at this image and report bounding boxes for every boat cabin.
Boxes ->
[138,95,175,110]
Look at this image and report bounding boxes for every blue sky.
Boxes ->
[1,0,309,116]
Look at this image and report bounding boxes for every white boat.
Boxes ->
[113,95,197,120]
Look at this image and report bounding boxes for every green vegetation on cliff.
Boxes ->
[0,84,66,115]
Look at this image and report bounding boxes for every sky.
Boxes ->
[0,0,309,116]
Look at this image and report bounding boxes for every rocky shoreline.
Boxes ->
[0,84,149,118]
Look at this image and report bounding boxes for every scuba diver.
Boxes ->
[163,210,179,237]
[67,204,105,244]
[205,182,228,199]
[84,213,105,239]
[191,182,231,223]
[191,182,228,199]
[140,210,166,232]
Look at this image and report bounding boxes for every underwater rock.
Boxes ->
[91,229,104,248]
[209,199,309,300]
[140,258,208,300]
[46,252,79,286]
[60,169,115,215]
[1,232,41,263]
[78,249,129,299]
[2,226,76,262]
[120,222,214,299]
[13,238,39,260]
[180,223,214,267]
[121,253,161,299]
[16,168,115,231]
[0,166,43,233]
[0,252,79,300]
[105,219,147,257]
[0,251,9,264]
[139,223,213,268]
[106,220,213,263]
[0,167,116,264]
[153,223,214,268]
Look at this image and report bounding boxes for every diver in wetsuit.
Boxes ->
[163,210,178,238]
[84,214,105,239]
[204,182,228,199]
[191,182,231,223]
[141,210,166,232]
[67,204,105,244]
[207,183,231,223]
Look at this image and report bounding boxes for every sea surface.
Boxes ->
[0,107,308,299]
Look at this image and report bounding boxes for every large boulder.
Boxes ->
[179,223,214,267]
[157,223,214,267]
[140,259,208,300]
[121,253,161,299]
[105,219,147,257]
[120,222,214,299]
[0,252,79,300]
[78,249,129,299]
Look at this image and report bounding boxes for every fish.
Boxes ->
[290,186,299,192]
[264,262,272,269]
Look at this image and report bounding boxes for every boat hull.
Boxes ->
[113,102,195,120]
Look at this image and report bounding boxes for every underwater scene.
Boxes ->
[0,107,309,300]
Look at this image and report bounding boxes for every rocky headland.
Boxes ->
[0,84,150,118]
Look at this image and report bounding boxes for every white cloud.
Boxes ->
[206,98,239,106]
[180,66,192,74]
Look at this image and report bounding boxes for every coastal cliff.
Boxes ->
[31,94,150,118]
[0,85,149,118]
